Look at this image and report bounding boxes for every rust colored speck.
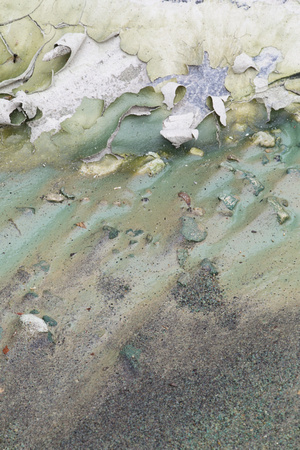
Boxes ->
[178,191,191,207]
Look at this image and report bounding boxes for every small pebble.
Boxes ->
[42,315,58,327]
[44,193,65,203]
[227,154,239,162]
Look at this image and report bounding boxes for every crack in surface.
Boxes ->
[0,0,44,26]
[0,31,15,56]
[28,14,45,36]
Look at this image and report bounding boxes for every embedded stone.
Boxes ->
[180,216,207,242]
[20,314,48,334]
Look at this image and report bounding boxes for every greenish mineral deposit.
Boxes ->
[218,194,239,210]
[121,344,141,370]
[42,316,58,327]
[103,226,119,239]
[267,196,290,224]
[200,258,219,275]
[180,216,207,243]
[243,172,265,196]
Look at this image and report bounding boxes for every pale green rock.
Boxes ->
[180,216,207,243]
[243,172,264,196]
[136,152,165,177]
[80,156,123,177]
[252,131,275,148]
[42,315,58,327]
[267,196,290,224]
[200,258,219,275]
[218,194,239,210]
[287,167,300,175]
[190,147,204,157]
[120,344,141,370]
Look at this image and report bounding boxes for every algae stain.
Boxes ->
[121,344,141,370]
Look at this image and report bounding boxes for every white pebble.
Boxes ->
[20,314,48,334]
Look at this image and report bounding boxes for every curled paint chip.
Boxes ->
[161,113,199,148]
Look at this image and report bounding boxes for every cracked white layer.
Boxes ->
[0,0,300,144]
[11,36,149,142]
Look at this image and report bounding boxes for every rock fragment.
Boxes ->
[20,314,48,334]
[42,315,58,327]
[267,196,290,224]
[218,194,239,210]
[180,216,207,242]
[252,131,275,147]
[200,258,218,275]
[44,193,65,203]
[136,152,165,176]
[243,172,264,196]
[190,147,204,157]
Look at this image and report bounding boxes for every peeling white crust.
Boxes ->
[26,37,149,141]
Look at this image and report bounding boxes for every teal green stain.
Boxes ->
[0,167,78,279]
[34,260,50,273]
[24,292,39,298]
[126,229,143,236]
[103,226,119,239]
[133,229,144,236]
[262,155,269,165]
[242,172,264,196]
[9,109,26,125]
[0,167,55,219]
[218,193,239,210]
[42,315,57,327]
[60,97,104,134]
[59,187,75,200]
[47,331,55,343]
[121,344,141,369]
[52,87,166,160]
[112,106,172,156]
[286,167,300,175]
